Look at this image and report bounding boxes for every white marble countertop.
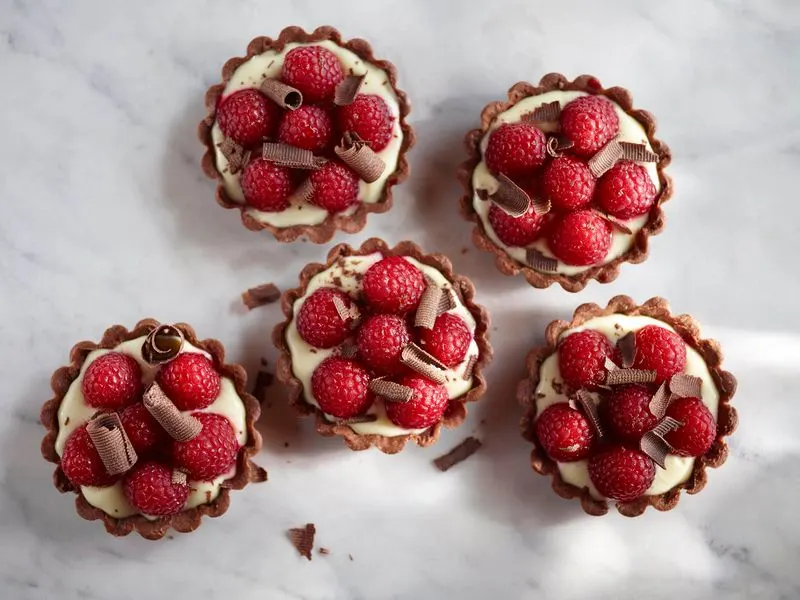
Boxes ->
[1,1,798,598]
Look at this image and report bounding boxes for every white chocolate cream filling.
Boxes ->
[534,314,719,499]
[55,337,248,519]
[211,40,404,228]
[471,90,661,276]
[285,253,480,437]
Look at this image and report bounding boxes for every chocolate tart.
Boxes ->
[272,238,493,454]
[40,319,265,540]
[457,73,673,292]
[517,296,737,516]
[199,25,415,243]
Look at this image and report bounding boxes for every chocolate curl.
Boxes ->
[288,524,316,560]
[433,437,482,472]
[369,378,414,403]
[593,210,633,234]
[414,285,454,329]
[606,368,657,385]
[648,381,672,419]
[400,343,448,385]
[531,196,551,216]
[588,136,623,177]
[336,342,358,359]
[620,141,659,163]
[241,282,280,310]
[86,413,137,475]
[526,248,558,273]
[462,355,477,380]
[522,101,561,132]
[336,414,378,425]
[334,132,386,183]
[262,143,327,170]
[669,374,703,399]
[572,390,605,440]
[605,357,618,372]
[546,136,574,158]
[333,74,365,106]
[142,325,185,366]
[617,332,637,368]
[171,470,188,486]
[260,79,303,110]
[219,138,251,174]
[290,177,315,203]
[143,382,202,442]
[331,295,361,326]
[489,174,531,217]
[640,416,683,468]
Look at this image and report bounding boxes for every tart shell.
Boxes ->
[39,319,266,540]
[457,73,673,292]
[198,25,415,243]
[516,295,738,516]
[272,238,493,454]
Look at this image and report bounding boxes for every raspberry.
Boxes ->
[120,402,167,455]
[336,94,395,152]
[542,156,596,211]
[281,45,344,103]
[484,122,547,180]
[604,385,658,443]
[171,413,239,481]
[82,352,142,410]
[488,202,548,247]
[60,425,119,488]
[597,161,657,219]
[664,396,716,457]
[560,95,620,157]
[277,104,333,152]
[311,357,373,419]
[363,256,426,314]
[123,461,190,516]
[535,403,594,462]
[547,209,613,266]
[241,158,292,212]
[296,288,358,349]
[417,313,472,367]
[558,329,616,390]
[588,446,655,502]
[384,375,448,429]
[356,314,411,375]
[309,161,360,212]
[216,89,280,147]
[157,353,221,411]
[632,325,687,384]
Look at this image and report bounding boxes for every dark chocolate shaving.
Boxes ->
[171,470,188,486]
[142,325,185,366]
[400,343,448,384]
[619,141,659,163]
[522,101,561,132]
[594,210,633,234]
[462,355,477,380]
[319,548,330,555]
[262,143,327,170]
[86,412,137,475]
[588,136,623,177]
[605,357,619,372]
[291,178,315,203]
[531,196,551,216]
[617,332,637,368]
[669,374,703,399]
[369,378,414,403]
[546,136,575,158]
[241,282,281,310]
[414,285,453,329]
[260,79,303,110]
[433,437,482,472]
[526,248,558,273]
[606,368,657,386]
[489,174,531,217]
[219,138,251,174]
[336,342,359,359]
[334,131,385,183]
[331,295,361,325]
[333,74,365,106]
[648,381,672,419]
[288,524,316,560]
[640,416,683,468]
[143,382,202,442]
[573,390,604,440]
[336,414,378,425]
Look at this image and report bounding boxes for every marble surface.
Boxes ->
[1,0,798,598]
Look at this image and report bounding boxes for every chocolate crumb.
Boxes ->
[462,355,477,380]
[205,491,212,503]
[242,282,281,309]
[284,442,290,448]
[288,523,316,560]
[349,554,354,561]
[319,547,330,555]
[433,437,482,471]
[64,416,70,426]
[461,247,468,255]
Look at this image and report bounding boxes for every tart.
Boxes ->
[273,238,492,453]
[517,296,737,516]
[199,25,414,243]
[40,320,265,539]
[458,73,672,292]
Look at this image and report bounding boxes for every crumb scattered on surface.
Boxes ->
[319,547,330,555]
[288,523,316,560]
[433,436,483,472]
[349,554,354,561]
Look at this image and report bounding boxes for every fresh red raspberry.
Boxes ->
[547,209,613,266]
[488,202,548,247]
[417,313,472,367]
[216,89,280,147]
[336,94,395,151]
[597,161,657,219]
[535,403,594,462]
[558,329,616,390]
[171,413,239,481]
[560,95,620,157]
[664,396,716,457]
[632,325,687,384]
[82,352,142,410]
[484,122,547,180]
[543,155,596,211]
[281,45,344,103]
[123,461,190,516]
[309,161,360,212]
[604,385,659,443]
[157,353,221,411]
[356,314,411,375]
[384,374,448,429]
[296,288,358,349]
[363,256,426,314]
[241,158,292,212]
[60,425,119,487]
[311,357,373,419]
[120,402,167,455]
[277,104,333,152]
[588,446,655,502]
